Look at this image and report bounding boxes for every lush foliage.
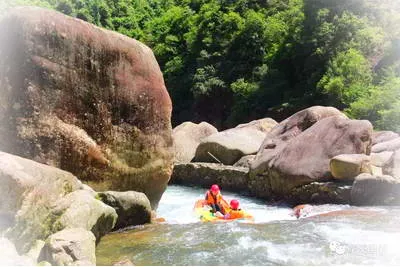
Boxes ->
[2,0,400,131]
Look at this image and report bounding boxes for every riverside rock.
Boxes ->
[0,151,116,254]
[171,163,249,193]
[330,154,371,180]
[233,155,256,168]
[383,149,400,179]
[372,131,399,146]
[371,137,400,153]
[98,191,152,229]
[249,108,372,200]
[288,182,352,205]
[173,122,217,163]
[351,173,400,205]
[193,127,266,165]
[0,7,173,208]
[235,118,278,133]
[40,228,96,266]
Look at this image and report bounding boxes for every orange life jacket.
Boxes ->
[205,190,222,205]
[226,209,245,219]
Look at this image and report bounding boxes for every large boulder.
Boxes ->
[256,106,347,154]
[330,154,371,180]
[51,190,117,241]
[351,173,400,205]
[193,128,266,165]
[39,228,96,266]
[173,122,217,163]
[0,7,173,208]
[170,163,249,193]
[372,131,399,146]
[235,118,278,133]
[249,109,373,200]
[0,151,116,254]
[97,191,152,229]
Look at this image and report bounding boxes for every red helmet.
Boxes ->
[210,184,220,192]
[230,199,239,209]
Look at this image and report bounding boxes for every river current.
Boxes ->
[96,185,400,265]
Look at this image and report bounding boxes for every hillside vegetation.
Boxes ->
[2,0,400,130]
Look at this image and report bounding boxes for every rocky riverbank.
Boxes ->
[171,106,400,206]
[0,7,172,266]
[0,151,155,265]
[1,5,400,267]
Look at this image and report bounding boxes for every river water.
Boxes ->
[96,185,400,265]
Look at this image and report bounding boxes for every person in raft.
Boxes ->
[216,199,248,220]
[205,184,229,214]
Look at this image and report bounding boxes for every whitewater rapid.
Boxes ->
[96,185,400,265]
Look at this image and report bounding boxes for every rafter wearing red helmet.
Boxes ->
[205,184,229,214]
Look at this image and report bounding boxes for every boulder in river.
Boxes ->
[0,6,173,208]
[51,190,117,241]
[351,173,400,205]
[249,108,372,200]
[193,127,266,165]
[0,151,116,254]
[98,191,152,229]
[173,121,217,163]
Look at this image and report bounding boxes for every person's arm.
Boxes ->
[220,197,230,213]
[210,203,217,213]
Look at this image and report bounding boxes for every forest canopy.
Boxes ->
[2,0,400,131]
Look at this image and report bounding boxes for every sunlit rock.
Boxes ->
[249,106,372,200]
[0,151,116,254]
[194,127,266,165]
[330,154,371,180]
[0,7,173,208]
[173,121,217,163]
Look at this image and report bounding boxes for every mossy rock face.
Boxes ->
[170,163,249,193]
[0,6,173,209]
[288,182,352,205]
[0,151,116,254]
